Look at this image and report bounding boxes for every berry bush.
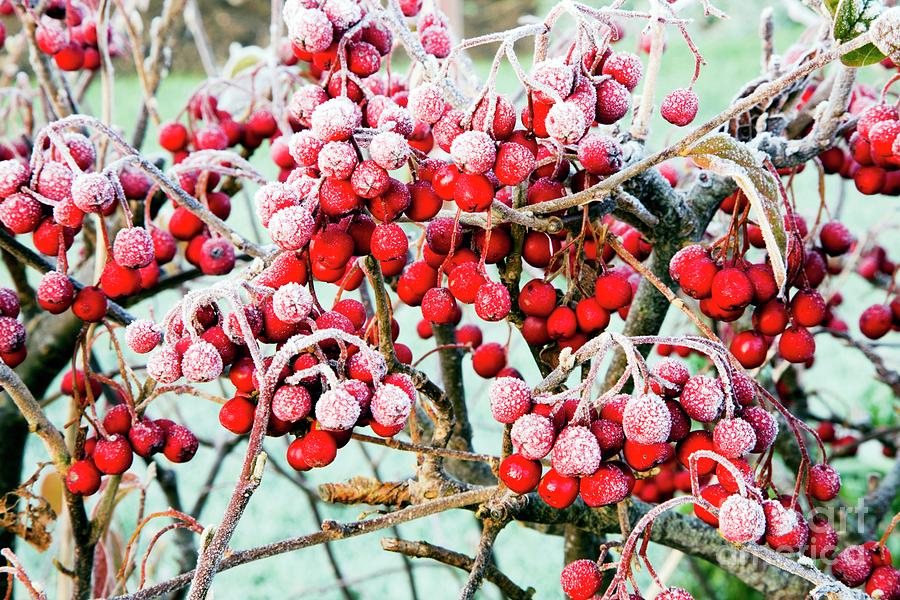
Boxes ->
[0,0,898,598]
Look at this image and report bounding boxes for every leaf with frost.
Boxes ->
[684,135,788,293]
[833,0,887,66]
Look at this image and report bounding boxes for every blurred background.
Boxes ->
[5,0,900,598]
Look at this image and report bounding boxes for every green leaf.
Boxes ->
[833,0,883,43]
[825,0,840,16]
[684,134,788,293]
[840,42,887,66]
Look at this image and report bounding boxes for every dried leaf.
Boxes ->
[0,465,57,551]
[684,134,788,293]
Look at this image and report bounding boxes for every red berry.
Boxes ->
[808,463,841,501]
[594,271,632,310]
[499,453,542,494]
[778,326,815,363]
[718,494,766,543]
[694,483,728,526]
[860,304,893,339]
[730,330,769,369]
[538,468,580,509]
[161,424,199,463]
[560,559,601,600]
[579,461,634,507]
[71,286,108,322]
[711,268,754,311]
[833,545,874,587]
[472,342,506,378]
[93,434,133,475]
[66,459,102,496]
[128,419,166,457]
[453,172,494,212]
[660,88,699,126]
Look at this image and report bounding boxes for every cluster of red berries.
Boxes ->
[0,286,26,367]
[668,209,858,370]
[133,272,418,472]
[832,541,900,598]
[62,380,198,497]
[815,79,900,195]
[859,295,900,340]
[31,0,121,72]
[158,96,281,159]
[0,129,181,322]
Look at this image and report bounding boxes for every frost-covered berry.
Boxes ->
[199,237,236,275]
[450,130,496,174]
[494,142,536,186]
[580,461,634,507]
[408,83,445,124]
[71,172,115,214]
[650,358,690,397]
[369,131,411,171]
[113,227,154,269]
[532,59,575,102]
[762,499,798,537]
[622,393,671,445]
[333,381,368,412]
[552,425,602,477]
[0,316,25,353]
[147,345,182,383]
[36,162,73,202]
[181,340,223,382]
[602,51,643,91]
[322,0,362,29]
[378,105,415,138]
[660,88,699,127]
[808,463,841,501]
[62,137,95,168]
[713,418,757,459]
[316,388,360,431]
[0,289,19,319]
[286,7,333,54]
[162,423,199,463]
[511,413,555,460]
[288,131,326,167]
[272,384,312,422]
[370,383,413,427]
[125,319,162,354]
[545,102,586,144]
[311,96,362,142]
[488,376,531,424]
[53,197,84,228]
[37,271,74,314]
[0,160,28,197]
[577,134,622,176]
[269,205,314,251]
[420,24,450,58]
[255,182,301,227]
[475,281,511,322]
[351,161,390,198]
[832,545,874,587]
[0,193,43,234]
[272,282,313,323]
[680,375,724,422]
[318,141,358,179]
[289,84,329,126]
[718,494,766,543]
[560,559,601,600]
[347,352,388,384]
[742,406,778,453]
[595,79,632,125]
